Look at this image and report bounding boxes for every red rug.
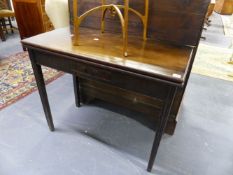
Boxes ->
[0,52,64,110]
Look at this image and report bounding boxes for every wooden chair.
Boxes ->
[0,0,15,41]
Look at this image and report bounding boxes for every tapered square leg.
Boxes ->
[73,75,81,107]
[147,87,177,172]
[28,50,55,131]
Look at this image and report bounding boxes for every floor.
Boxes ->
[0,27,22,58]
[0,13,233,175]
[202,13,232,48]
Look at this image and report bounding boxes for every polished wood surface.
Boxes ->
[214,0,233,15]
[13,0,44,39]
[66,0,209,135]
[22,27,193,84]
[69,0,210,46]
[72,0,149,56]
[22,27,196,135]
[12,0,53,39]
[22,27,196,171]
[22,0,207,169]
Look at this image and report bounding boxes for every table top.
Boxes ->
[22,27,194,85]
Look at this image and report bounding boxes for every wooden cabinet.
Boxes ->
[12,0,53,39]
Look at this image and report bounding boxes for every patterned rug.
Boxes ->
[0,52,64,110]
[192,43,233,82]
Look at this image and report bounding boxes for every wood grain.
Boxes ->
[22,27,193,84]
[13,0,44,39]
[22,27,195,135]
[12,0,54,39]
[69,0,210,46]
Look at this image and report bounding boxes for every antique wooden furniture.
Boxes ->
[214,0,233,15]
[22,0,209,172]
[0,0,15,41]
[72,0,149,56]
[12,0,53,40]
[22,27,195,171]
[69,0,210,135]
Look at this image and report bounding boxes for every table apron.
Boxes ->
[30,48,179,101]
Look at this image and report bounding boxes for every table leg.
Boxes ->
[147,86,177,172]
[0,23,6,41]
[28,50,55,131]
[73,75,81,107]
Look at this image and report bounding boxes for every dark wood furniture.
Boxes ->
[12,0,53,40]
[69,0,210,134]
[22,0,209,172]
[70,0,210,46]
[214,0,233,15]
[23,27,194,171]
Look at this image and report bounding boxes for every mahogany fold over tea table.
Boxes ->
[22,28,195,172]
